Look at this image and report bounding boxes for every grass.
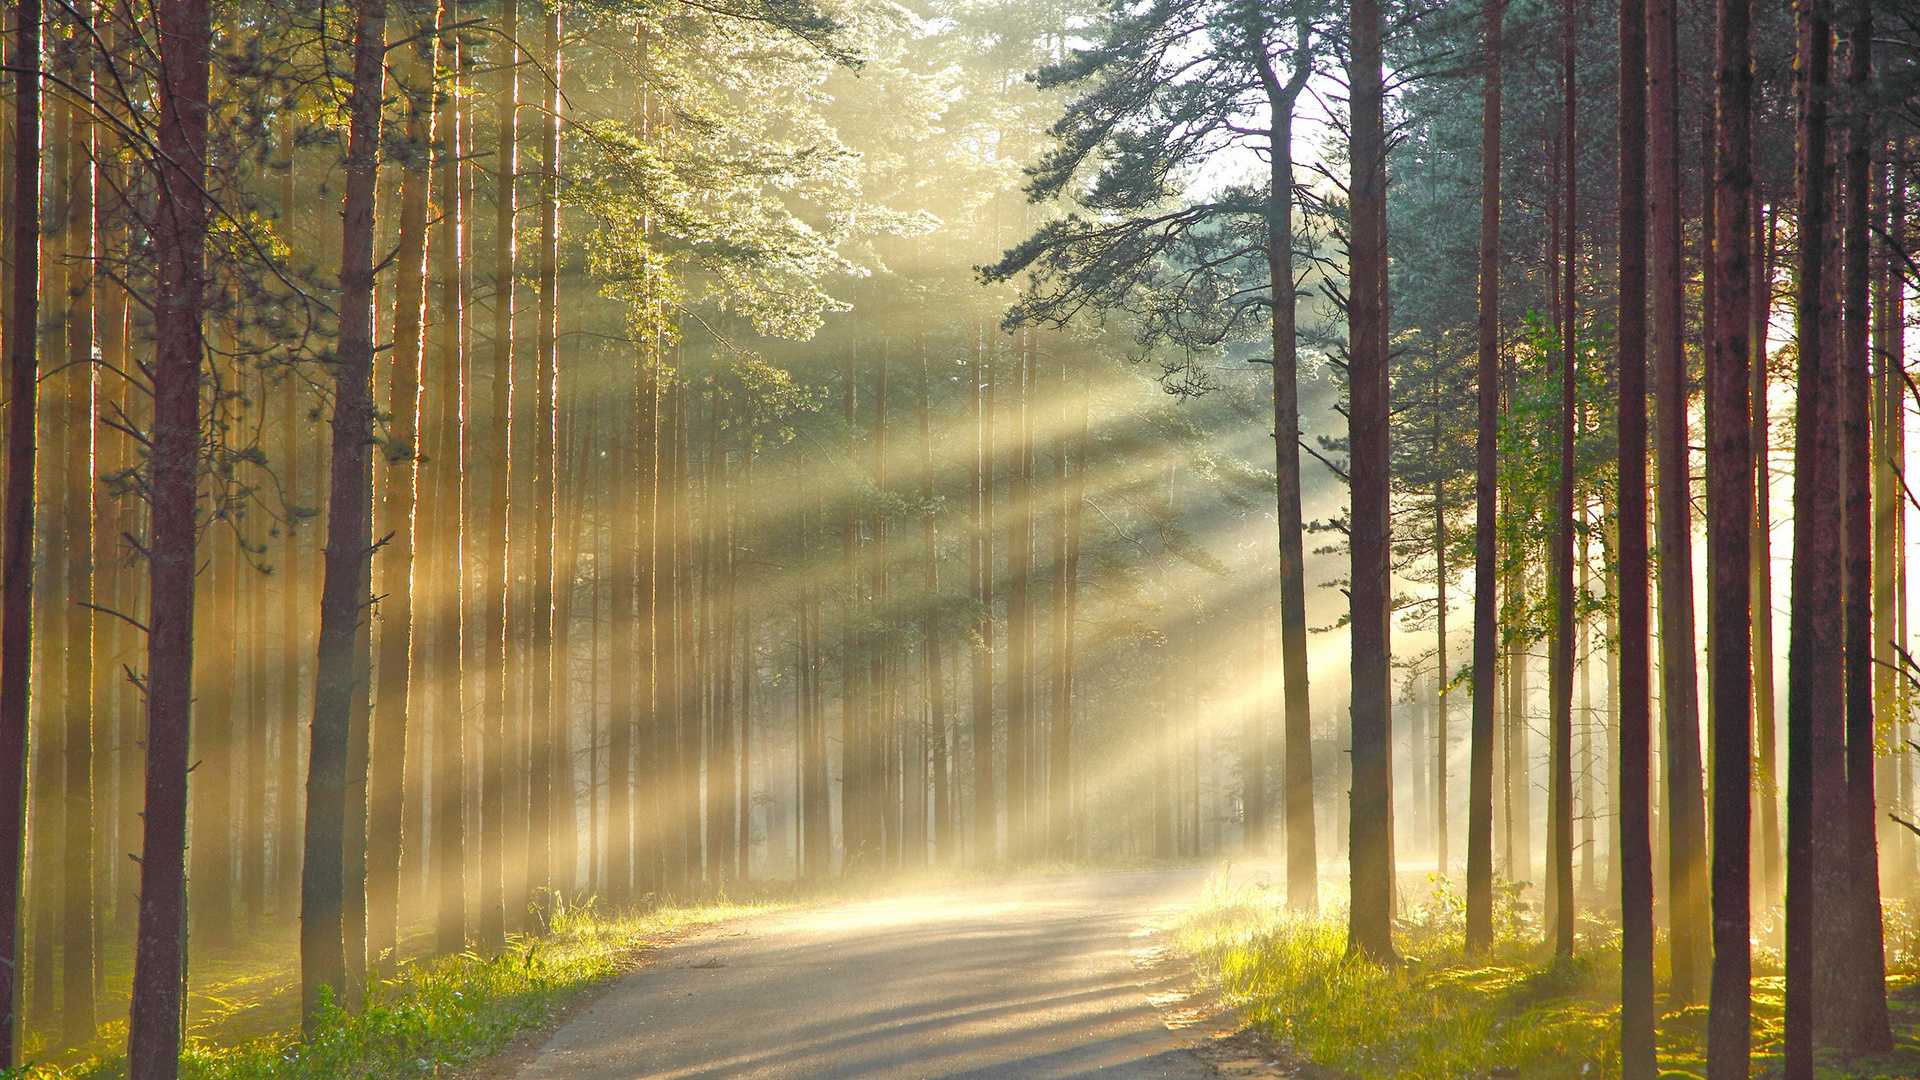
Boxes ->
[1172,872,1920,1080]
[10,893,781,1080]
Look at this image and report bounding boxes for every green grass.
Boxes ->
[1173,873,1920,1080]
[10,895,780,1080]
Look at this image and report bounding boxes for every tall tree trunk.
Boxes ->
[1466,0,1502,954]
[1649,0,1708,1002]
[1006,335,1032,862]
[1346,0,1394,964]
[1705,0,1754,1072]
[59,50,96,1044]
[479,0,519,942]
[1048,356,1072,861]
[1616,0,1657,1070]
[0,0,39,1060]
[304,0,386,1028]
[1785,0,1838,1073]
[1836,0,1892,1049]
[971,333,996,865]
[430,2,470,954]
[369,0,436,974]
[530,0,563,909]
[129,0,210,1069]
[1546,0,1577,957]
[1251,15,1317,909]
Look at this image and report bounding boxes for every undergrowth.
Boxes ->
[9,895,777,1080]
[1174,872,1920,1080]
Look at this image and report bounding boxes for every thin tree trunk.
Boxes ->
[1616,0,1657,1068]
[971,333,996,865]
[1649,0,1708,1002]
[1346,0,1394,964]
[1546,0,1577,957]
[431,2,470,954]
[59,50,96,1042]
[368,0,435,973]
[128,0,210,1068]
[1785,1,1838,1073]
[530,0,564,909]
[1006,335,1031,862]
[1466,0,1502,954]
[1250,16,1317,909]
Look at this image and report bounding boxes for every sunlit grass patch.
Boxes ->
[12,895,779,1080]
[1175,873,1618,1080]
[1176,874,1920,1080]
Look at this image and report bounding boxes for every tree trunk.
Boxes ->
[1466,0,1502,954]
[1784,1,1838,1073]
[430,3,470,954]
[1616,0,1657,1070]
[1546,0,1577,957]
[530,0,564,909]
[1250,16,1317,910]
[0,0,39,1061]
[1705,0,1754,1072]
[368,0,435,974]
[1836,0,1892,1049]
[1648,0,1708,1003]
[971,332,996,865]
[303,0,386,1027]
[1346,0,1394,964]
[128,0,210,1069]
[59,52,96,1043]
[1006,335,1032,862]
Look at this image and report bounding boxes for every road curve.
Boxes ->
[515,869,1216,1080]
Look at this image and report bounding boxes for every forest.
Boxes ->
[0,0,1918,1077]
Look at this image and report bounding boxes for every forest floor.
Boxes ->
[1173,872,1920,1080]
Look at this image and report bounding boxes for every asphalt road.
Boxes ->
[514,869,1217,1080]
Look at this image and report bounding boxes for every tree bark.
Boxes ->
[1706,0,1754,1072]
[1836,0,1892,1049]
[303,0,386,1028]
[1648,0,1708,1003]
[1616,0,1657,1070]
[971,333,996,865]
[1785,1,1838,1073]
[368,0,437,974]
[530,0,563,908]
[0,0,40,1061]
[1546,0,1577,958]
[1346,0,1395,965]
[430,2,470,954]
[1466,0,1502,954]
[128,0,210,1070]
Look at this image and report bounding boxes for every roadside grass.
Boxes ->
[10,894,780,1080]
[1173,873,1920,1080]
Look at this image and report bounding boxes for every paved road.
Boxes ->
[515,870,1217,1080]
